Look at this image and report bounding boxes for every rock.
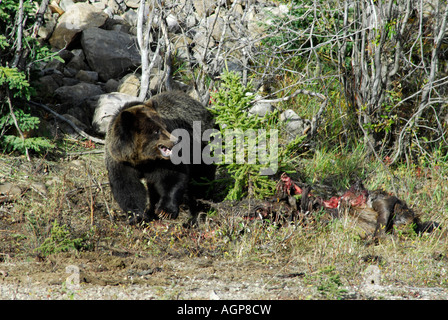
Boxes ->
[36,74,62,97]
[57,49,75,64]
[66,49,90,71]
[76,95,104,123]
[81,27,141,81]
[193,0,216,17]
[49,3,108,49]
[280,109,301,121]
[110,22,132,34]
[44,58,65,73]
[166,14,180,33]
[149,70,164,92]
[124,0,140,9]
[104,79,119,93]
[246,4,290,39]
[75,70,99,83]
[0,183,22,197]
[280,109,312,138]
[206,14,232,41]
[117,74,140,96]
[91,1,106,11]
[59,113,90,138]
[221,60,244,76]
[262,5,290,25]
[185,14,197,29]
[122,9,138,26]
[363,265,381,288]
[246,7,264,38]
[103,6,116,19]
[92,93,138,134]
[361,265,384,296]
[54,82,104,104]
[61,77,79,87]
[249,100,274,117]
[171,34,193,60]
[38,10,58,40]
[192,29,215,62]
[31,183,48,197]
[209,290,220,300]
[63,67,78,78]
[48,2,64,15]
[58,0,75,12]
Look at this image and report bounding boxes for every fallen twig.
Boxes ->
[28,101,105,145]
[252,88,326,104]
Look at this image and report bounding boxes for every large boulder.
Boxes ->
[117,74,140,96]
[92,92,139,134]
[81,27,141,81]
[54,82,104,104]
[49,3,108,49]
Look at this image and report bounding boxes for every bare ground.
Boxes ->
[1,151,448,300]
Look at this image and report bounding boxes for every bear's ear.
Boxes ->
[142,100,159,115]
[119,109,136,129]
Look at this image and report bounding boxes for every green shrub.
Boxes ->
[209,71,278,200]
[0,1,55,155]
[35,221,84,257]
[209,71,303,200]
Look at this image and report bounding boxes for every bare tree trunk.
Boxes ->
[137,0,154,101]
[158,6,173,92]
[32,0,50,38]
[11,0,24,69]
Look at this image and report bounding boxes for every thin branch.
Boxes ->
[28,101,105,145]
[6,88,30,161]
[158,8,173,92]
[251,87,327,138]
[32,0,50,38]
[252,88,326,105]
[390,2,448,164]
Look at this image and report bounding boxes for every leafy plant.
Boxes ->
[305,265,348,300]
[0,67,33,99]
[35,221,84,257]
[0,68,54,154]
[209,71,280,200]
[0,0,55,156]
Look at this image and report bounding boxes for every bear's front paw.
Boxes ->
[128,212,151,225]
[156,207,178,220]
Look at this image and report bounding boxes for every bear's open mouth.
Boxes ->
[158,144,172,158]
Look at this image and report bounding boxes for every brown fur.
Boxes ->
[339,187,437,241]
[107,101,175,165]
[104,91,216,224]
[269,173,441,240]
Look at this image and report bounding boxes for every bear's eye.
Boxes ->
[154,130,160,135]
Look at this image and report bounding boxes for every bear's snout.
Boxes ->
[157,143,173,159]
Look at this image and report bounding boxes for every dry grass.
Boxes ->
[1,145,447,299]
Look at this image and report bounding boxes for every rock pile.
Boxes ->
[34,0,312,139]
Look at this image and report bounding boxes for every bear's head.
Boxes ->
[107,100,175,165]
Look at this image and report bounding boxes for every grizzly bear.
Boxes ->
[105,90,215,224]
